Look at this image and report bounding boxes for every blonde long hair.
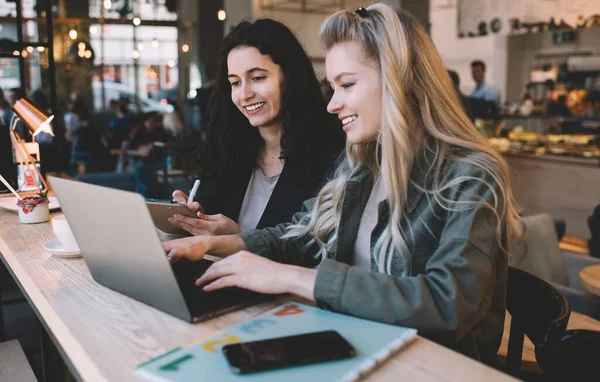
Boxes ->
[284,3,522,274]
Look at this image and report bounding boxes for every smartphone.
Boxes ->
[146,201,198,235]
[221,330,356,374]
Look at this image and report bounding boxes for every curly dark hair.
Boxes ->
[196,19,344,198]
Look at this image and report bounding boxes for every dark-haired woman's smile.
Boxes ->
[243,102,266,115]
[228,46,283,130]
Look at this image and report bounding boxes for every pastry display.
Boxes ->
[491,132,599,159]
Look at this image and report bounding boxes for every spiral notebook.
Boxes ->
[134,302,417,381]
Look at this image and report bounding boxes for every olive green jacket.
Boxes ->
[237,150,507,365]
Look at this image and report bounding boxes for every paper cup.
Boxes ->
[17,197,49,224]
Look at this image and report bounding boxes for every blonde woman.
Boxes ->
[164,4,522,365]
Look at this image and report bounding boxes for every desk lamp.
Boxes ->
[9,98,54,194]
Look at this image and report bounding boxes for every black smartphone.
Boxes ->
[221,330,356,374]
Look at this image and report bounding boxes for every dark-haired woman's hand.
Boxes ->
[168,213,244,236]
[172,190,204,213]
[163,236,209,263]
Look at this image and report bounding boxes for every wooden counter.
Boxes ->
[0,204,516,382]
[503,152,600,238]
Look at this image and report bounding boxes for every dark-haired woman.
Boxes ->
[169,19,344,236]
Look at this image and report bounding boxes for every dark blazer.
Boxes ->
[195,152,340,230]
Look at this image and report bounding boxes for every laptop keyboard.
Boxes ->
[171,259,266,318]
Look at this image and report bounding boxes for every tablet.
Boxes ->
[146,202,198,236]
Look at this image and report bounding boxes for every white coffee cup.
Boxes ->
[51,215,79,251]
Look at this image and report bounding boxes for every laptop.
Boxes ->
[48,176,267,323]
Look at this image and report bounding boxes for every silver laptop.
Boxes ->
[49,176,265,323]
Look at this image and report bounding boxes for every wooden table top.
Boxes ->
[559,235,589,255]
[0,205,517,382]
[580,264,600,297]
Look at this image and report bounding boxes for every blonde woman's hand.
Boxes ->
[195,251,317,300]
[168,213,243,236]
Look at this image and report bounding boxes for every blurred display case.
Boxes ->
[486,115,600,165]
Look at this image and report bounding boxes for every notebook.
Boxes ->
[134,302,418,382]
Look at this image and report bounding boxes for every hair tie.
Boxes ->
[355,7,369,18]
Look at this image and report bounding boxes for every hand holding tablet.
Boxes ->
[146,202,198,236]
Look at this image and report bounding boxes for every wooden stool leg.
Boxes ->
[39,322,68,382]
[0,285,5,342]
[40,324,51,382]
[506,319,525,377]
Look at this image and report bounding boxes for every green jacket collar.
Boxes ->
[345,144,438,213]
[333,144,437,264]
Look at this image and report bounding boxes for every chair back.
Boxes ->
[510,214,569,285]
[505,266,570,376]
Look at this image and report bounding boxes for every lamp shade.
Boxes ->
[12,98,54,137]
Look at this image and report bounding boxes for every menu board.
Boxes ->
[458,0,600,37]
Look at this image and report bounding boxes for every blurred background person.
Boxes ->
[123,111,170,197]
[546,94,572,117]
[448,69,474,121]
[519,93,534,116]
[162,104,184,140]
[3,88,27,139]
[107,99,135,150]
[64,95,88,146]
[469,60,501,108]
[125,111,170,153]
[5,87,25,108]
[0,86,17,190]
[29,89,53,144]
[0,86,9,127]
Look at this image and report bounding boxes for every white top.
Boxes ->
[353,177,387,270]
[237,167,281,230]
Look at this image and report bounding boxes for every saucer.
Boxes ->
[42,239,82,258]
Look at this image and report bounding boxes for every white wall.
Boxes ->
[224,0,254,34]
[223,0,325,58]
[223,1,508,93]
[254,8,328,77]
[243,0,366,78]
[430,4,507,102]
